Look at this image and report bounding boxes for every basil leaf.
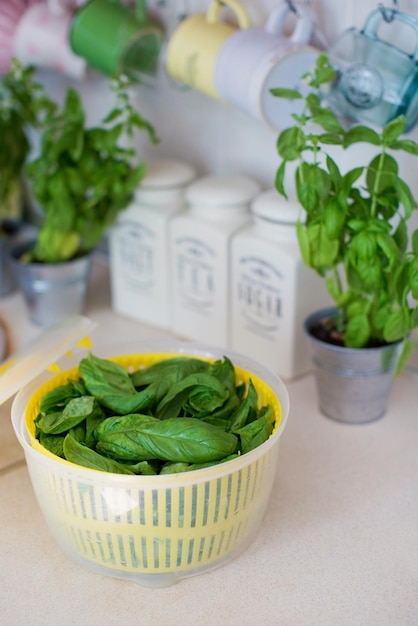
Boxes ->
[96,415,238,463]
[79,352,156,413]
[130,357,210,387]
[36,395,95,434]
[155,373,229,420]
[130,356,210,406]
[63,434,134,475]
[39,433,65,458]
[39,381,84,415]
[234,406,274,454]
[230,380,258,431]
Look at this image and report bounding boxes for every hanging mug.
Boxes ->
[46,0,85,16]
[326,8,418,132]
[214,1,318,130]
[12,1,87,79]
[69,0,163,79]
[165,0,251,100]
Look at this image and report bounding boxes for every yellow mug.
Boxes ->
[165,0,251,100]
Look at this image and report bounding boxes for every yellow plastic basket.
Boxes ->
[12,344,289,587]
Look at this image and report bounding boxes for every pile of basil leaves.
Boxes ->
[34,353,275,475]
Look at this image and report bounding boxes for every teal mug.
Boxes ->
[70,0,163,78]
[326,8,418,132]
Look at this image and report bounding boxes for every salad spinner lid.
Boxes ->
[0,315,96,405]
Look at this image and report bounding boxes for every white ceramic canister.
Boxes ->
[109,158,196,329]
[214,2,318,131]
[170,174,261,346]
[229,189,331,380]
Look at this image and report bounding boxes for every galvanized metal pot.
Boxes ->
[8,240,91,328]
[304,308,402,424]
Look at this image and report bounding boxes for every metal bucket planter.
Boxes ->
[304,308,402,424]
[0,235,17,297]
[8,240,91,328]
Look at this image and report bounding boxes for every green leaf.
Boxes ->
[390,138,418,155]
[296,162,330,210]
[356,259,383,291]
[156,372,229,420]
[234,406,274,454]
[39,382,84,414]
[381,115,406,146]
[342,167,364,195]
[408,257,418,299]
[310,66,338,88]
[296,181,319,212]
[277,126,305,161]
[79,353,156,414]
[376,233,400,269]
[317,133,344,145]
[394,263,410,303]
[324,197,346,239]
[270,87,303,100]
[393,218,408,254]
[36,396,95,435]
[275,161,287,198]
[296,221,311,266]
[63,433,134,474]
[96,415,238,464]
[311,110,344,134]
[366,153,398,194]
[102,107,123,123]
[229,380,258,431]
[307,223,339,269]
[131,356,209,388]
[412,230,418,254]
[345,313,371,348]
[349,231,377,263]
[343,126,381,147]
[395,178,417,219]
[383,308,410,342]
[39,433,65,458]
[347,218,366,233]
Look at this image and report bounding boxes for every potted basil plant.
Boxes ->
[0,60,49,296]
[6,59,157,326]
[271,52,418,423]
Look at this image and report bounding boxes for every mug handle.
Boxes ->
[265,2,314,45]
[362,9,418,61]
[206,0,251,29]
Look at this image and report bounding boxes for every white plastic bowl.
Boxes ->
[11,341,289,588]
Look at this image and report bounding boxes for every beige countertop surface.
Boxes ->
[0,256,417,626]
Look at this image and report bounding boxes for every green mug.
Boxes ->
[70,0,163,78]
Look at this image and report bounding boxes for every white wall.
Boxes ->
[36,0,418,200]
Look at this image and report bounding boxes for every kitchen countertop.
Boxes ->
[0,255,417,626]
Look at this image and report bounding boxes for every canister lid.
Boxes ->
[185,175,261,207]
[251,189,300,224]
[140,158,196,190]
[0,315,96,405]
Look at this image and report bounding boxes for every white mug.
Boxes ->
[13,2,87,79]
[46,0,85,16]
[0,0,34,75]
[214,1,318,130]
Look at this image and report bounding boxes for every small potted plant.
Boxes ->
[271,52,418,423]
[5,58,157,326]
[0,60,46,296]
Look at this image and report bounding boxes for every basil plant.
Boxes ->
[271,52,418,375]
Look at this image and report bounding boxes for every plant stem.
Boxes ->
[370,147,386,218]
